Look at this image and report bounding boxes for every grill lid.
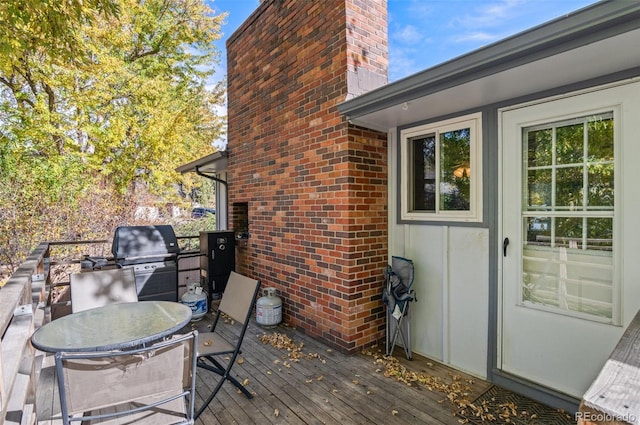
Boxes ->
[112,225,179,262]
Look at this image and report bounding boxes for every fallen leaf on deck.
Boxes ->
[259,332,325,363]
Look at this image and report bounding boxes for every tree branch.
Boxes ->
[0,75,14,91]
[127,46,160,61]
[43,82,56,113]
[17,58,39,100]
[0,74,36,108]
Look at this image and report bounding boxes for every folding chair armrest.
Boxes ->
[395,292,414,302]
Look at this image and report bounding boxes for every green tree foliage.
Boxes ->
[0,0,120,67]
[1,0,225,192]
[0,0,226,274]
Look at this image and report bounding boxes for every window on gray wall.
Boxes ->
[400,112,482,222]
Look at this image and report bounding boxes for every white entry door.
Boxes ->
[500,83,640,398]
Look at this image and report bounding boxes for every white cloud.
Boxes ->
[392,24,425,44]
[450,31,499,44]
[453,0,528,28]
[406,2,435,19]
[388,47,423,82]
[442,0,530,46]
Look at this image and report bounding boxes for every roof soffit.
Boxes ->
[175,151,228,174]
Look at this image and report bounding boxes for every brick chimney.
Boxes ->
[226,0,388,353]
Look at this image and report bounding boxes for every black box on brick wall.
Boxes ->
[200,231,236,302]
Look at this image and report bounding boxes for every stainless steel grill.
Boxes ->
[111,225,179,301]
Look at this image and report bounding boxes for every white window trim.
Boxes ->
[400,112,483,223]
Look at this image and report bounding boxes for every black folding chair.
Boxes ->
[382,256,416,359]
[195,271,261,418]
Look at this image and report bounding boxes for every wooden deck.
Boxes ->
[35,314,492,425]
[195,324,495,425]
[190,319,492,425]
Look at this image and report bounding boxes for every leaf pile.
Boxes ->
[361,347,547,424]
[258,333,560,423]
[258,332,325,363]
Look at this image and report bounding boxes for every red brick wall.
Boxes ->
[226,0,388,353]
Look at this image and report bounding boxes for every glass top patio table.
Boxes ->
[30,301,192,352]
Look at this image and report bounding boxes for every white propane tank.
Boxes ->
[256,287,282,327]
[181,282,208,321]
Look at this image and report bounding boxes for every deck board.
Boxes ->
[36,316,491,425]
[34,354,62,425]
[187,317,490,425]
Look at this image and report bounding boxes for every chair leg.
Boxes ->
[402,315,412,360]
[198,360,253,399]
[389,303,412,360]
[195,372,226,419]
[389,317,403,356]
[226,375,253,399]
[195,355,253,418]
[385,307,392,356]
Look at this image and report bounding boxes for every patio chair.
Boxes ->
[382,256,416,359]
[70,268,138,313]
[55,330,198,425]
[195,271,261,418]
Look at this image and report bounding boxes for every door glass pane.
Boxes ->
[556,217,583,249]
[523,242,614,320]
[556,123,584,164]
[527,169,552,208]
[587,217,613,251]
[527,128,552,167]
[588,116,614,161]
[525,216,551,247]
[555,166,583,208]
[522,112,615,321]
[588,164,614,208]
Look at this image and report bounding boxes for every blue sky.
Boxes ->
[205,0,596,147]
[207,0,597,82]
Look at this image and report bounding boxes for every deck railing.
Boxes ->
[0,242,48,425]
[0,237,201,424]
[578,308,640,425]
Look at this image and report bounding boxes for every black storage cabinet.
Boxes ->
[200,231,235,302]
